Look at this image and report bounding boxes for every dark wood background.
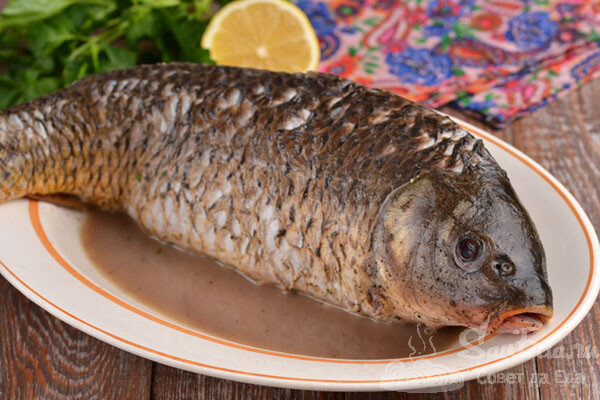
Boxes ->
[0,78,599,399]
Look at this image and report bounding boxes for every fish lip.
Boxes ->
[487,306,553,334]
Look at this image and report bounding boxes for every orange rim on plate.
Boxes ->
[0,121,595,385]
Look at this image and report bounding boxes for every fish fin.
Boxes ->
[371,170,455,324]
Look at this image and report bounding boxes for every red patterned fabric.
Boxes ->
[295,0,600,127]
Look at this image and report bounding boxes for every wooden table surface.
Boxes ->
[0,77,599,399]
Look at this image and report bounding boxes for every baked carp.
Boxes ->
[0,63,552,333]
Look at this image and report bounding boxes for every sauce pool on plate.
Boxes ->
[81,211,463,359]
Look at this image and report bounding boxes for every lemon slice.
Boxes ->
[202,0,320,73]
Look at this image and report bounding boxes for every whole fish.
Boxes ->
[0,63,552,333]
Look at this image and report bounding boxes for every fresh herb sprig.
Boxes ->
[0,0,232,109]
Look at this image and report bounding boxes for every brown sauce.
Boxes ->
[80,211,463,359]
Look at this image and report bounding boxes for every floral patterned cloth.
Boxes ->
[294,0,600,127]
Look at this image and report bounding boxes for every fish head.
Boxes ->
[373,167,553,334]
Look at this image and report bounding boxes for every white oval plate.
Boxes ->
[0,118,598,392]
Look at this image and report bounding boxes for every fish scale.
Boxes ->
[0,63,552,331]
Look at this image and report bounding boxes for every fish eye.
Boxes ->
[454,235,485,272]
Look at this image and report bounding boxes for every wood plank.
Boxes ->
[0,275,153,399]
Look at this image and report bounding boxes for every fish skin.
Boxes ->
[0,63,551,330]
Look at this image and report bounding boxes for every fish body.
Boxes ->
[0,63,552,332]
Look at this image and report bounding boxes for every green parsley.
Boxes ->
[0,0,233,109]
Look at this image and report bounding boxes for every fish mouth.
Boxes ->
[489,306,553,334]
